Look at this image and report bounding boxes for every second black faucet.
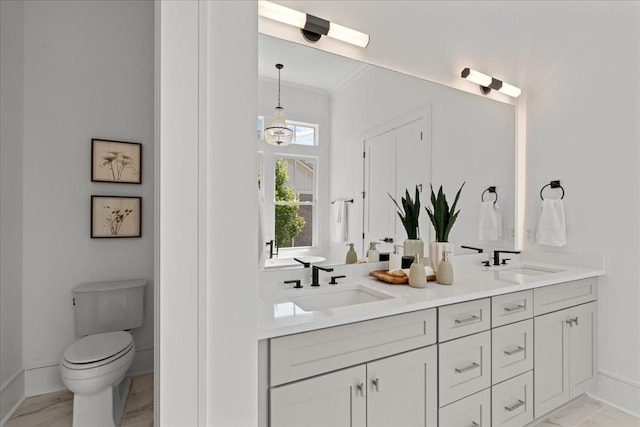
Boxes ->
[311,265,334,287]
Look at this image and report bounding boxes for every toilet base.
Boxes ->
[72,376,131,427]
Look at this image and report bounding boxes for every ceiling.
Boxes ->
[258,34,369,93]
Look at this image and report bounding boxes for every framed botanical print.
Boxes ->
[91,139,142,184]
[91,196,142,238]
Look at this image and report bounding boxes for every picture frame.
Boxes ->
[91,139,142,184]
[91,196,142,238]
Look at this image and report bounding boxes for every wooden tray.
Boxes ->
[369,269,436,284]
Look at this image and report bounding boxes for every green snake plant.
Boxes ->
[425,182,465,242]
[388,186,421,240]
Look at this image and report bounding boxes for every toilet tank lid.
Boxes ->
[72,279,147,293]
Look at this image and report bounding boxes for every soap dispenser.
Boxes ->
[408,254,427,288]
[388,244,402,271]
[367,242,380,262]
[345,243,358,264]
[436,251,454,285]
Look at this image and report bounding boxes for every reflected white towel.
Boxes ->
[479,201,503,240]
[258,188,267,267]
[332,200,348,243]
[536,199,566,247]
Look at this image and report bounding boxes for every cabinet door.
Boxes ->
[270,365,366,427]
[367,346,437,427]
[534,309,570,418]
[569,302,597,396]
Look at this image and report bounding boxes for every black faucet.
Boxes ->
[493,250,521,266]
[461,245,484,253]
[311,265,334,287]
[293,257,311,268]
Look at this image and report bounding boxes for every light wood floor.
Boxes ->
[4,373,153,427]
[5,378,638,427]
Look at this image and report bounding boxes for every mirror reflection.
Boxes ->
[258,34,515,270]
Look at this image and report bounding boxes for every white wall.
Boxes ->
[21,0,155,395]
[261,0,640,414]
[519,1,640,414]
[158,1,258,425]
[0,0,25,422]
[329,66,515,262]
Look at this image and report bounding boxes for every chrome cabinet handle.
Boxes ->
[372,378,380,392]
[356,382,364,397]
[505,399,525,412]
[471,422,480,427]
[504,304,525,313]
[455,362,480,374]
[504,346,525,356]
[565,317,579,327]
[455,314,480,325]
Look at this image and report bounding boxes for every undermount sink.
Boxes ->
[495,265,565,282]
[264,256,326,269]
[499,266,564,276]
[287,285,394,311]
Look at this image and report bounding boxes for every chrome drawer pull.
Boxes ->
[455,314,480,325]
[504,304,525,313]
[356,383,364,397]
[504,346,525,356]
[455,362,480,374]
[471,422,480,427]
[505,399,525,412]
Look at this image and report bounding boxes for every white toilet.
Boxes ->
[60,279,146,427]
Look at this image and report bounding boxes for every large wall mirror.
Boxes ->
[259,34,515,271]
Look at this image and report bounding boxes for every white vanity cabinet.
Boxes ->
[534,299,597,418]
[261,275,600,426]
[264,309,438,427]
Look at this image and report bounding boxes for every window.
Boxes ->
[274,156,315,248]
[258,117,319,254]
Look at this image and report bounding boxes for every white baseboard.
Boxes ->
[590,370,640,417]
[0,369,25,426]
[24,348,154,397]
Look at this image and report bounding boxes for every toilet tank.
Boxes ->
[72,279,147,336]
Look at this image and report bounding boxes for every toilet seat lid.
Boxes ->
[64,331,133,364]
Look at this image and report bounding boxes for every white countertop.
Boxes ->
[258,253,604,340]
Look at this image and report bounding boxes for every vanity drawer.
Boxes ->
[492,319,534,384]
[492,371,534,427]
[534,278,597,315]
[270,309,436,386]
[439,330,491,406]
[439,388,491,427]
[438,298,491,342]
[492,290,533,327]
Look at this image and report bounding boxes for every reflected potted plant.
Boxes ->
[389,186,424,260]
[425,182,465,270]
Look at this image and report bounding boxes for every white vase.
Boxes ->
[429,241,454,271]
[403,239,424,261]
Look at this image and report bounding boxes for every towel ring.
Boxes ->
[540,180,565,200]
[481,186,498,204]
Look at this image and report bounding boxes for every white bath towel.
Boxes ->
[331,200,348,243]
[536,199,567,247]
[479,201,503,240]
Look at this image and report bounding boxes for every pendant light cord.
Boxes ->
[276,63,283,109]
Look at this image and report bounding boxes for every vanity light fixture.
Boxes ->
[258,0,370,48]
[264,63,294,146]
[461,67,521,98]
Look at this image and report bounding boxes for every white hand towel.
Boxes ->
[536,199,567,247]
[331,200,348,243]
[479,201,503,240]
